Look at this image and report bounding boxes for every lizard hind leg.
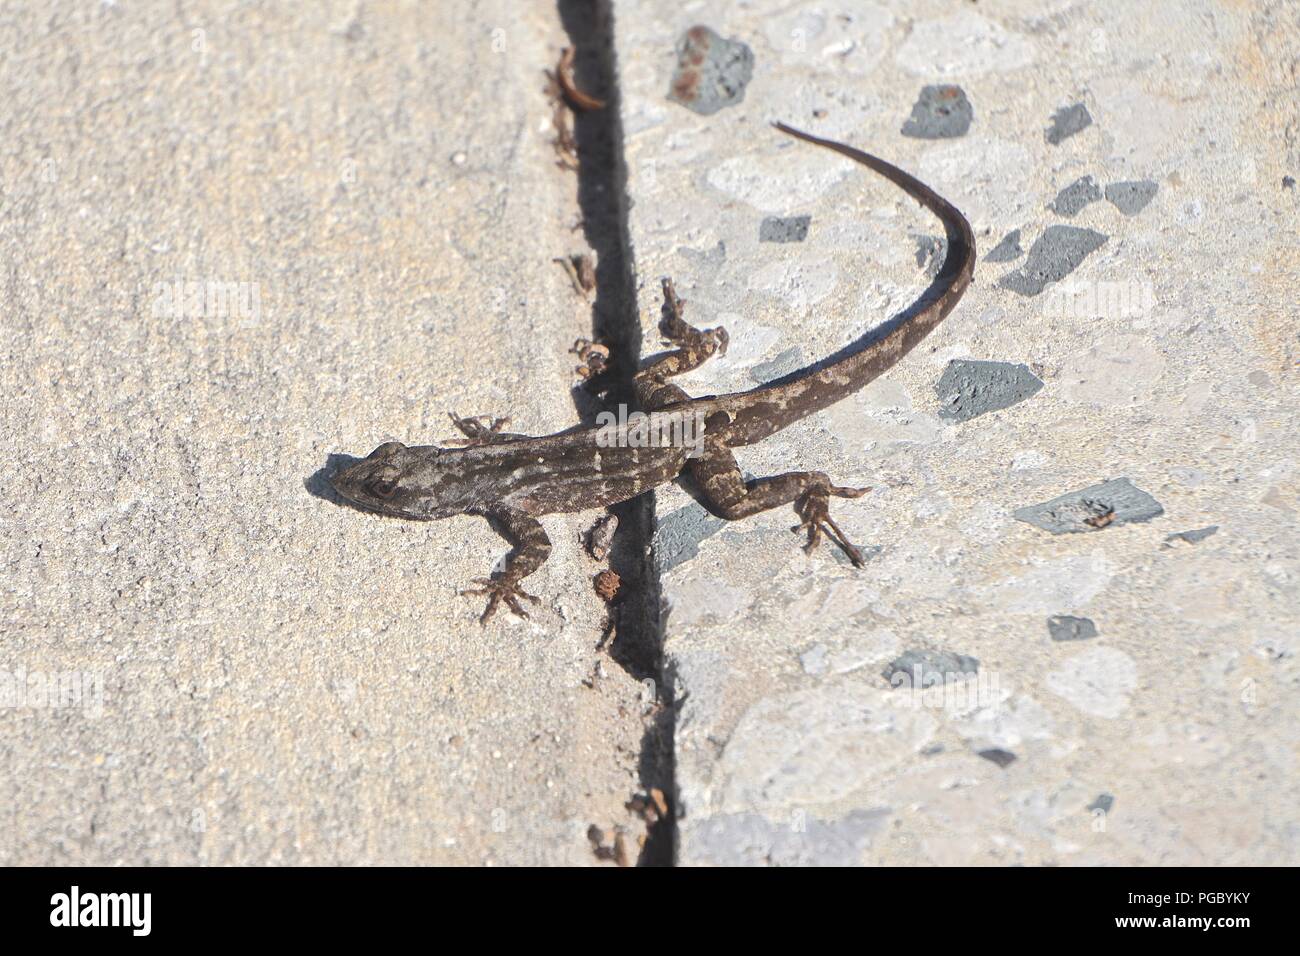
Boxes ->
[691,443,872,566]
[793,481,872,566]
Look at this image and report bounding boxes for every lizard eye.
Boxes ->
[370,441,405,459]
[368,478,397,499]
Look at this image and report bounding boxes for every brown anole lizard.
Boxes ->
[332,123,976,623]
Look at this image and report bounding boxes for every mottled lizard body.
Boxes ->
[332,124,975,622]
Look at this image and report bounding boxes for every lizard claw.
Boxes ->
[460,576,540,625]
[445,412,514,446]
[792,479,872,567]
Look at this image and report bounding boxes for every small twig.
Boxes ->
[556,47,606,111]
[552,253,596,297]
[543,69,580,170]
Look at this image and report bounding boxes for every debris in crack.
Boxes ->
[594,569,622,603]
[554,252,597,297]
[585,514,619,560]
[586,823,634,866]
[555,46,606,111]
[558,1,674,866]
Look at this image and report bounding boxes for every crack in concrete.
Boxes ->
[557,0,675,867]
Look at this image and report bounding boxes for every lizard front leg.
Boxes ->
[690,441,871,566]
[459,506,552,624]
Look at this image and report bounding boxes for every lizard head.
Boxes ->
[331,440,428,518]
[331,440,481,519]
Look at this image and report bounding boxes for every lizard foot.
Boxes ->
[792,478,872,567]
[460,576,540,625]
[445,412,513,446]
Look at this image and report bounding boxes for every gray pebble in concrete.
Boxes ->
[667,25,754,115]
[1105,180,1159,215]
[996,225,1108,296]
[750,346,804,384]
[900,84,973,139]
[655,502,726,572]
[1049,175,1102,216]
[1087,793,1115,814]
[1048,615,1099,642]
[985,229,1024,262]
[883,649,979,689]
[1045,102,1093,144]
[936,359,1044,423]
[1283,176,1295,190]
[978,748,1018,768]
[1014,477,1165,534]
[759,215,811,243]
[1164,525,1219,546]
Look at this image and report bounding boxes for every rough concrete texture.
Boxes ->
[614,0,1298,864]
[0,2,657,864]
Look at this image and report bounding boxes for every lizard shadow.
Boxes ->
[557,0,666,699]
[304,453,374,516]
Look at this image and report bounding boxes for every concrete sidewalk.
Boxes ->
[611,0,1298,864]
[0,1,650,865]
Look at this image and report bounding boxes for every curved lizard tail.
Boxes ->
[709,124,976,444]
[771,122,975,287]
